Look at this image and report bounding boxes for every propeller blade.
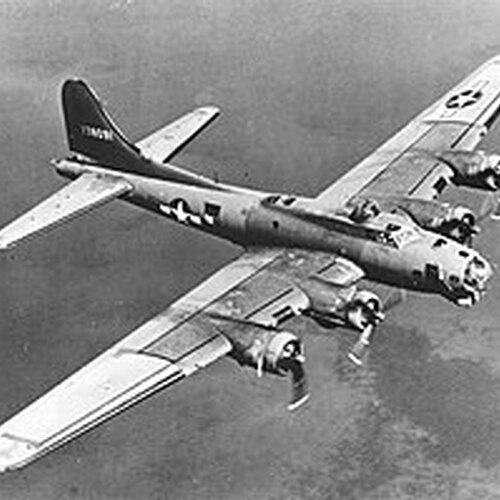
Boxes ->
[348,289,405,365]
[256,352,264,378]
[347,324,374,366]
[253,337,267,378]
[287,360,309,411]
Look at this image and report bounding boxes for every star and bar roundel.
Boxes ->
[159,198,220,226]
[445,88,483,109]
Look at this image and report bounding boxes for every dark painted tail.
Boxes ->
[61,79,222,188]
[62,79,142,169]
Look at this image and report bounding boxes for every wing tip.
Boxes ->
[478,53,500,71]
[0,434,39,473]
[196,105,221,117]
[0,237,16,251]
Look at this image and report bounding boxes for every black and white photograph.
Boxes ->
[1,1,500,498]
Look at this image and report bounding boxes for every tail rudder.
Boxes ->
[62,79,141,168]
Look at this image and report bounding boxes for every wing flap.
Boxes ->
[136,106,220,163]
[0,250,286,472]
[0,351,184,471]
[0,247,361,472]
[315,54,500,208]
[0,173,131,250]
[0,330,232,472]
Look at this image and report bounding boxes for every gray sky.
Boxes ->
[1,1,500,498]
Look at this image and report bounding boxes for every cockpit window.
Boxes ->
[282,197,296,206]
[266,195,281,204]
[264,195,296,207]
[391,227,420,248]
[472,256,486,268]
[374,225,420,249]
[376,232,396,247]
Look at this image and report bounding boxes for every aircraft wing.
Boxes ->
[0,247,359,471]
[315,55,500,210]
[0,173,132,250]
[136,106,220,163]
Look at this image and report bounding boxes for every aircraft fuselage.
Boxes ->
[55,158,493,306]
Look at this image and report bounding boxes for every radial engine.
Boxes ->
[228,328,308,410]
[438,150,500,191]
[298,277,384,331]
[346,196,479,245]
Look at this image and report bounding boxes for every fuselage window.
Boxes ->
[205,202,221,217]
[433,238,447,248]
[386,223,401,232]
[266,195,281,204]
[425,263,440,281]
[433,177,448,194]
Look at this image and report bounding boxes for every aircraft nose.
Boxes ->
[464,254,493,293]
[477,256,493,289]
[485,258,493,281]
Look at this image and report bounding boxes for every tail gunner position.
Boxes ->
[0,55,499,472]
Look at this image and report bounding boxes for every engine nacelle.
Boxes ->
[300,277,383,331]
[348,196,478,245]
[439,150,500,191]
[346,198,381,223]
[234,331,304,377]
[435,204,478,244]
[391,197,477,244]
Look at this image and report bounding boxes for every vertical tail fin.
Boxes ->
[61,79,222,188]
[62,79,142,168]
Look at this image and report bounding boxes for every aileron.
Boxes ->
[316,54,500,208]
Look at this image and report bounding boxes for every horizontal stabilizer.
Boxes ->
[136,106,220,163]
[0,173,131,250]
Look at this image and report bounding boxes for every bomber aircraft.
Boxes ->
[0,56,499,472]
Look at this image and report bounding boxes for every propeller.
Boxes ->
[207,312,309,410]
[287,359,309,411]
[252,335,270,379]
[279,340,309,411]
[256,340,265,378]
[252,333,309,410]
[347,289,406,366]
[347,323,375,366]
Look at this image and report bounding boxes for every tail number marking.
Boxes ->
[80,125,114,142]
